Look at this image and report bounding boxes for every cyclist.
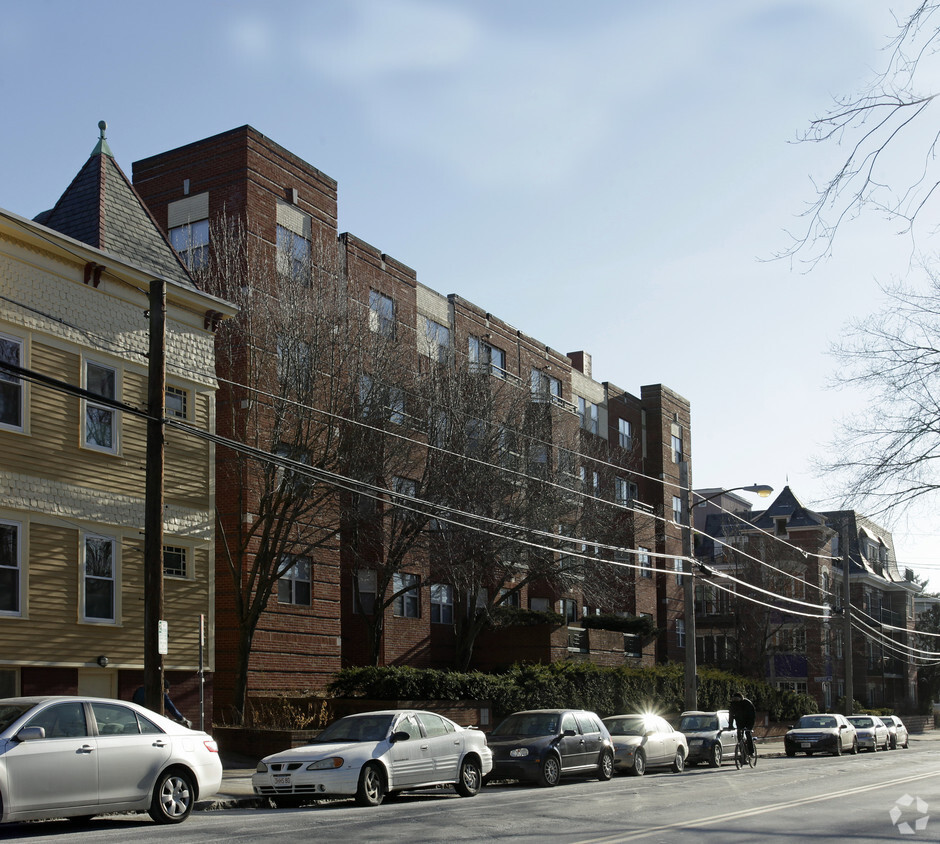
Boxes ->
[728,691,756,758]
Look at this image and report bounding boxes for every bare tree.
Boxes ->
[197,214,394,722]
[822,266,940,517]
[782,2,940,265]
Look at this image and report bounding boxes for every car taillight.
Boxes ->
[204,739,219,753]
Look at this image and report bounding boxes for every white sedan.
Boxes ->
[0,695,222,825]
[253,709,493,807]
[602,713,689,775]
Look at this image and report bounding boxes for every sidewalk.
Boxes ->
[195,731,940,812]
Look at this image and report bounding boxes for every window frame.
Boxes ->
[638,547,652,579]
[278,554,312,606]
[164,385,189,420]
[422,317,451,363]
[82,533,117,624]
[83,359,119,454]
[369,290,396,337]
[468,336,507,378]
[354,569,377,615]
[393,572,420,618]
[162,544,189,579]
[578,397,599,434]
[0,519,23,617]
[169,218,210,270]
[276,223,311,281]
[618,418,632,450]
[0,332,25,432]
[430,583,454,624]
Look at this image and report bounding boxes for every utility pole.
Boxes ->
[144,278,166,714]
[680,461,697,712]
[841,521,853,716]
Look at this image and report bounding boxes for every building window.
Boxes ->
[278,555,312,606]
[676,618,686,648]
[369,290,395,337]
[530,597,550,612]
[276,336,311,386]
[498,587,520,608]
[560,598,578,623]
[774,517,787,537]
[84,361,118,452]
[530,368,562,403]
[163,545,188,578]
[0,334,23,431]
[468,336,506,378]
[0,520,21,615]
[671,433,683,463]
[169,218,210,270]
[672,495,682,523]
[83,534,116,623]
[393,572,419,618]
[422,317,450,363]
[618,418,632,450]
[639,547,652,578]
[165,385,188,420]
[430,584,454,624]
[354,569,376,614]
[276,224,310,280]
[674,557,685,585]
[615,477,637,506]
[578,397,598,434]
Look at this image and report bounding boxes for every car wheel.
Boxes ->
[537,753,562,787]
[806,750,813,756]
[597,749,614,781]
[671,749,685,773]
[455,757,482,797]
[903,738,909,749]
[850,737,858,755]
[785,746,796,757]
[355,763,386,807]
[890,736,898,750]
[883,738,889,751]
[628,748,646,777]
[833,738,842,757]
[148,769,196,824]
[709,743,722,768]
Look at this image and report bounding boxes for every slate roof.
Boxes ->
[750,485,828,531]
[33,122,194,287]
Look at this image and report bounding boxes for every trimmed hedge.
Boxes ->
[579,613,657,636]
[327,662,817,722]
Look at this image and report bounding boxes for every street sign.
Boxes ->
[158,620,168,655]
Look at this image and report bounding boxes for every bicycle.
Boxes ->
[733,728,757,769]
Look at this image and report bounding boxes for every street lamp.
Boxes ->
[680,477,773,712]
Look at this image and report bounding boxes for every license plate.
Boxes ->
[690,739,703,746]
[800,742,811,748]
[273,774,291,786]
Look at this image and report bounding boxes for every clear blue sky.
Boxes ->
[3,1,936,586]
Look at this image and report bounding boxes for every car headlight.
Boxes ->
[509,748,529,758]
[307,757,344,770]
[256,761,268,773]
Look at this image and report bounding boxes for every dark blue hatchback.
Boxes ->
[487,709,614,787]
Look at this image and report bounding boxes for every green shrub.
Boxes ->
[490,606,564,628]
[327,662,818,722]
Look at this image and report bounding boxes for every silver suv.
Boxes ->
[678,710,736,767]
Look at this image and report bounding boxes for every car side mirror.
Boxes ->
[16,726,45,742]
[390,730,411,743]
[562,729,577,737]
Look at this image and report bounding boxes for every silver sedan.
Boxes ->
[0,695,222,825]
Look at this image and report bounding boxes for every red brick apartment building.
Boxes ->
[133,126,692,718]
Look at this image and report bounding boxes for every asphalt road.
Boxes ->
[5,739,940,842]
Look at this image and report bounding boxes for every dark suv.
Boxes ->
[487,709,614,787]
[678,709,736,767]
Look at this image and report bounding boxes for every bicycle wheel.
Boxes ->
[734,740,742,770]
[748,742,757,768]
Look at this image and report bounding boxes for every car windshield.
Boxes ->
[0,702,34,732]
[679,715,718,732]
[849,717,873,728]
[492,713,561,737]
[312,714,394,743]
[797,715,837,729]
[604,716,647,737]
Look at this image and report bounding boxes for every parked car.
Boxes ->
[881,715,910,749]
[487,709,614,787]
[846,715,889,752]
[602,713,689,775]
[678,709,736,768]
[784,713,858,757]
[0,695,222,825]
[253,709,492,807]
